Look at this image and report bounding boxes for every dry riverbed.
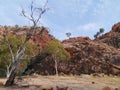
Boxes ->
[0,75,120,90]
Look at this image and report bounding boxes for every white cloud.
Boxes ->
[69,0,93,18]
[78,0,93,17]
[71,23,101,39]
[67,23,100,34]
[0,0,119,41]
[48,0,93,18]
[80,23,99,31]
[93,0,120,18]
[93,0,107,16]
[53,23,101,40]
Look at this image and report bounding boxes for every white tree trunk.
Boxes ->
[6,64,11,78]
[5,44,26,86]
[5,63,15,78]
[54,59,58,76]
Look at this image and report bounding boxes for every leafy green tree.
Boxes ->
[99,28,104,33]
[94,28,105,39]
[15,25,19,28]
[66,32,71,39]
[0,34,39,78]
[44,39,70,76]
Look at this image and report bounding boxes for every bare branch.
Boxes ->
[21,0,48,42]
[16,46,21,55]
[15,43,26,61]
[21,0,48,27]
[35,0,49,24]
[21,8,32,21]
[30,1,35,20]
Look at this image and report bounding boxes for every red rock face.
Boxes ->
[1,25,119,75]
[61,36,120,75]
[62,37,91,55]
[25,36,120,75]
[31,27,54,50]
[0,26,54,50]
[96,22,120,48]
[24,24,120,75]
[112,22,120,32]
[62,37,91,44]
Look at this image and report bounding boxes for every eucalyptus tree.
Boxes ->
[0,34,39,78]
[44,39,70,76]
[94,28,105,39]
[66,32,71,39]
[4,0,48,86]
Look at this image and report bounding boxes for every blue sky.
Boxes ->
[0,0,120,40]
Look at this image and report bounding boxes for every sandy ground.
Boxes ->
[0,75,120,90]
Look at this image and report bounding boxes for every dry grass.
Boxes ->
[0,82,3,86]
[24,75,120,90]
[0,75,120,90]
[0,78,6,86]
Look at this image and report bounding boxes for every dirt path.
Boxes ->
[0,75,120,90]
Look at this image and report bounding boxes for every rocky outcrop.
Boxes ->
[62,37,120,75]
[31,27,54,50]
[0,26,54,50]
[24,37,120,75]
[96,22,120,48]
[3,24,119,75]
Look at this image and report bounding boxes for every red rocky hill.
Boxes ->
[1,25,119,75]
[96,22,120,49]
[0,26,54,50]
[24,36,120,75]
[62,37,120,75]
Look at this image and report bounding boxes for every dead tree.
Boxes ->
[4,0,48,86]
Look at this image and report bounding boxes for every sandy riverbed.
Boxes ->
[0,75,120,90]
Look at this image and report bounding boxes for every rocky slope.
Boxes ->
[31,27,54,50]
[24,23,120,75]
[0,25,120,75]
[96,22,120,49]
[0,26,54,50]
[62,37,120,75]
[25,36,120,75]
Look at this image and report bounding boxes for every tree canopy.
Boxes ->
[44,39,70,61]
[43,39,70,75]
[0,34,39,77]
[94,28,105,39]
